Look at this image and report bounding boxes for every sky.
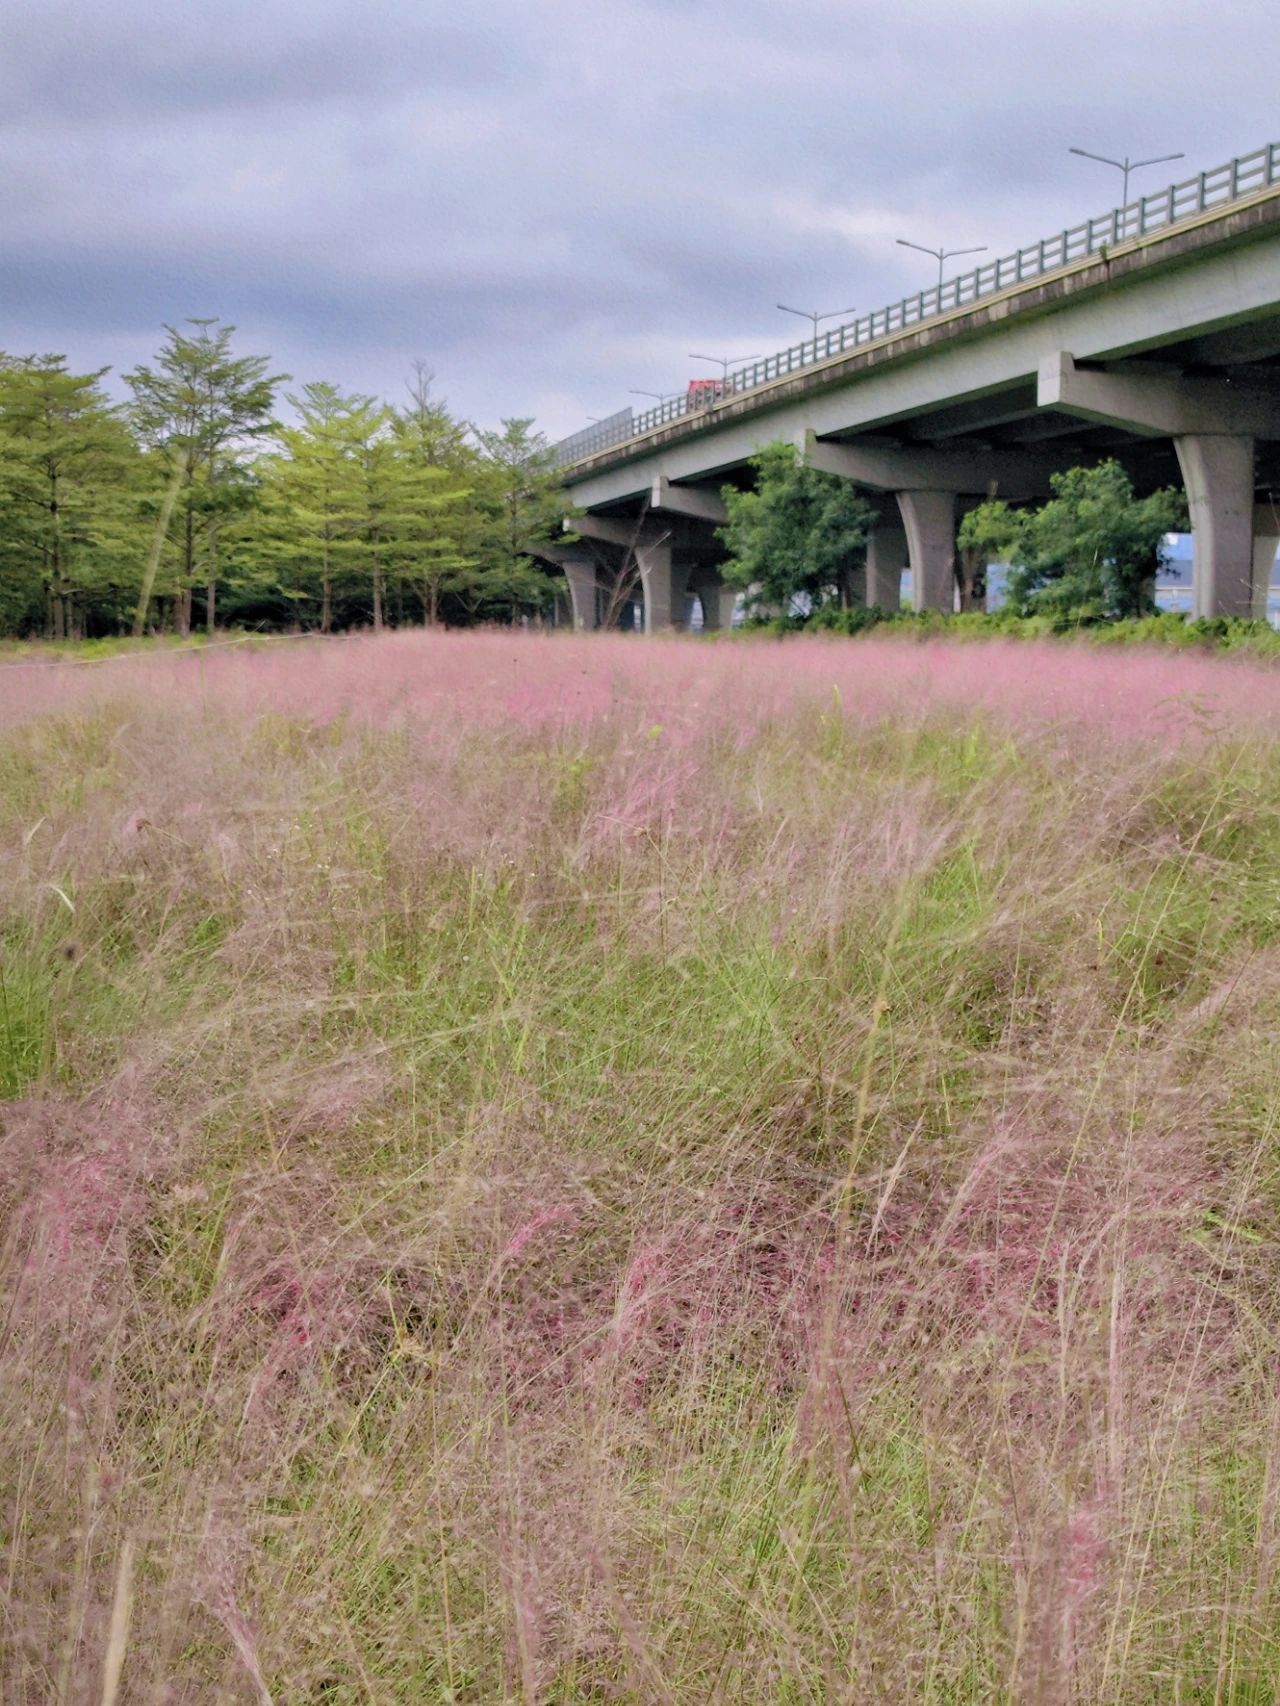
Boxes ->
[3,0,1276,444]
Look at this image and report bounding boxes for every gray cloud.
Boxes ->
[1,0,1275,437]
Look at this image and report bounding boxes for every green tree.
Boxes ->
[126,319,286,634]
[391,367,478,624]
[961,461,1186,622]
[717,441,874,614]
[955,497,1023,615]
[472,417,564,622]
[258,383,382,631]
[0,357,140,638]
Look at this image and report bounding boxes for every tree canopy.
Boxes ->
[0,323,566,637]
[959,461,1188,622]
[717,442,875,614]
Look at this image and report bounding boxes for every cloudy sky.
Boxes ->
[3,0,1275,442]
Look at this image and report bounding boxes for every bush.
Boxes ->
[738,606,1280,656]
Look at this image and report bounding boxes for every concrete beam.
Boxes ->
[650,475,728,524]
[1038,352,1280,438]
[799,430,1058,500]
[568,514,670,549]
[562,226,1280,512]
[898,389,1038,441]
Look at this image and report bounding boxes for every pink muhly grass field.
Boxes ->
[1,628,1279,1701]
[1,625,1278,742]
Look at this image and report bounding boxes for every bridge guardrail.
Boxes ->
[552,139,1280,470]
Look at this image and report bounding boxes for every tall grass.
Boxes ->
[2,629,1279,1702]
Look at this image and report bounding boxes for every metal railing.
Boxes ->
[552,405,635,466]
[552,139,1280,470]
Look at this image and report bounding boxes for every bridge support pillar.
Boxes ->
[1252,505,1279,622]
[839,560,867,609]
[637,538,688,632]
[865,519,907,611]
[693,577,738,630]
[562,558,601,631]
[896,490,957,612]
[1175,435,1256,619]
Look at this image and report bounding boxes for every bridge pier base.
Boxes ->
[562,558,601,631]
[865,519,906,611]
[1176,435,1257,619]
[897,490,957,612]
[839,560,867,608]
[637,539,689,632]
[693,577,738,630]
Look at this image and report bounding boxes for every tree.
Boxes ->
[955,497,1022,615]
[959,461,1187,622]
[258,383,381,631]
[0,357,140,638]
[391,368,478,624]
[126,319,287,634]
[717,441,874,614]
[472,417,564,622]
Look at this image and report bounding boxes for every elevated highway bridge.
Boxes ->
[547,142,1280,628]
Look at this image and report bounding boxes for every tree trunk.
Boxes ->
[956,545,987,612]
[372,552,384,632]
[206,524,219,635]
[50,480,65,641]
[321,575,332,634]
[133,457,185,637]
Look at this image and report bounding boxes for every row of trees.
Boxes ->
[717,442,1188,623]
[0,322,565,638]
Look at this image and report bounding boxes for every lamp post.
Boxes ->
[1068,146,1185,207]
[628,389,674,404]
[776,303,857,340]
[688,352,763,382]
[895,238,988,289]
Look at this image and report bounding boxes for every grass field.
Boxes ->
[3,629,1280,1703]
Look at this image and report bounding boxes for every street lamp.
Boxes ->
[776,303,857,339]
[895,238,988,289]
[628,389,674,403]
[1068,146,1185,207]
[688,352,763,381]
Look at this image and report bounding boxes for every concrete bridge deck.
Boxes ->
[548,142,1280,628]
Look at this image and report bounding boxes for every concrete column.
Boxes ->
[896,490,957,613]
[695,578,738,631]
[839,559,867,609]
[636,538,688,633]
[864,519,906,611]
[562,558,600,631]
[1173,435,1255,619]
[1252,504,1279,622]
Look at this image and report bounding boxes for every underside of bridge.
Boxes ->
[549,185,1280,625]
